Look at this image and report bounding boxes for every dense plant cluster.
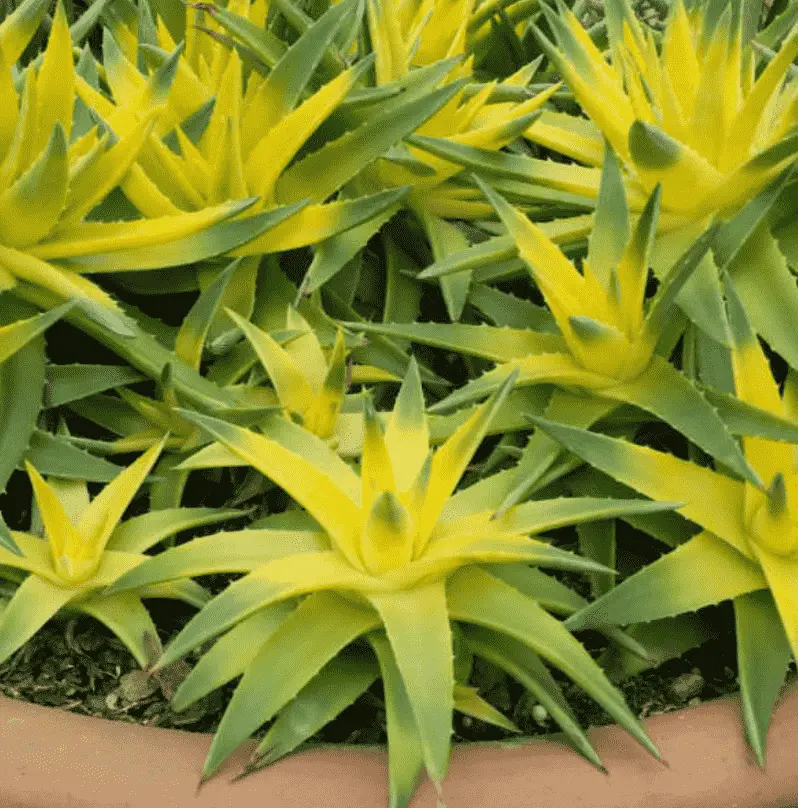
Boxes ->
[0,0,797,804]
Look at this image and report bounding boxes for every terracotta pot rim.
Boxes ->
[2,684,798,808]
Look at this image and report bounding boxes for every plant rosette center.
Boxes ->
[52,551,103,587]
[569,328,655,385]
[747,475,798,559]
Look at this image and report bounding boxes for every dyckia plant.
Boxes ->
[0,440,242,666]
[357,0,559,320]
[192,0,556,320]
[408,0,798,351]
[531,0,798,229]
[177,305,403,474]
[528,0,798,357]
[67,302,395,486]
[83,0,397,236]
[363,0,557,220]
[0,0,308,431]
[533,276,798,765]
[107,363,675,804]
[348,154,764,510]
[3,0,798,806]
[0,0,281,337]
[77,0,456,329]
[220,308,394,444]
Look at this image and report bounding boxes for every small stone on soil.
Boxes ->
[118,670,158,704]
[531,705,549,726]
[668,671,704,702]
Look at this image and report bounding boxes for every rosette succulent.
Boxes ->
[362,0,558,220]
[0,0,281,336]
[74,0,467,330]
[527,0,798,229]
[1,2,796,808]
[345,153,783,511]
[83,0,411,235]
[407,0,798,352]
[349,0,566,321]
[0,440,243,666]
[181,0,560,321]
[106,362,677,804]
[534,275,798,765]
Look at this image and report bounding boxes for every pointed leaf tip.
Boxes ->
[767,472,788,517]
[629,121,680,169]
[0,513,21,556]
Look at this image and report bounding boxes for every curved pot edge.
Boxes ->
[1,684,797,808]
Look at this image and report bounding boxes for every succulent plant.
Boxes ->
[345,152,797,512]
[405,0,798,356]
[106,363,677,803]
[0,0,282,336]
[0,3,797,807]
[528,0,798,229]
[534,274,798,766]
[74,0,466,335]
[0,440,245,666]
[362,0,557,220]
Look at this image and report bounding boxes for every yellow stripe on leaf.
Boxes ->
[283,308,329,392]
[179,411,363,566]
[226,308,314,416]
[76,440,165,562]
[688,7,735,163]
[175,128,212,198]
[25,462,79,573]
[367,0,411,84]
[207,116,248,205]
[74,75,122,132]
[0,244,121,311]
[361,491,415,575]
[120,163,186,217]
[34,3,74,158]
[1,532,56,579]
[0,0,49,65]
[361,395,397,509]
[101,28,147,109]
[0,71,38,189]
[64,112,160,224]
[385,358,430,492]
[725,25,798,169]
[662,0,700,121]
[0,47,18,159]
[417,373,515,552]
[33,200,248,260]
[161,58,213,128]
[525,111,605,166]
[0,124,68,247]
[303,328,347,439]
[531,417,753,559]
[0,301,73,363]
[726,278,793,513]
[244,65,363,202]
[628,120,723,212]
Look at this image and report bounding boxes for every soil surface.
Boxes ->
[3,595,791,753]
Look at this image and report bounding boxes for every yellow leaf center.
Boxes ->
[360,491,416,576]
[54,553,101,586]
[749,475,798,558]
